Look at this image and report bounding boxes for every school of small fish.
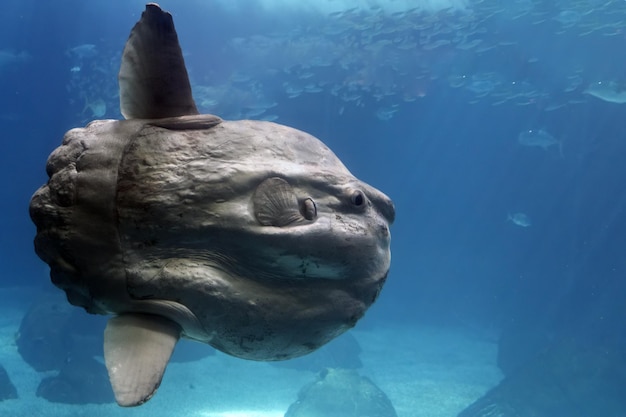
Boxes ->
[52,0,626,122]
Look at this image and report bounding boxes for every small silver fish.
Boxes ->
[507,212,531,227]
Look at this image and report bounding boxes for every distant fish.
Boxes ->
[283,82,303,98]
[259,114,279,122]
[584,81,626,104]
[543,102,566,112]
[507,212,531,227]
[554,10,581,27]
[304,84,323,93]
[518,129,563,155]
[467,75,499,96]
[66,43,98,60]
[376,105,398,121]
[83,97,106,118]
[0,49,31,68]
[243,108,267,118]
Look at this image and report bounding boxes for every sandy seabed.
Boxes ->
[0,287,502,417]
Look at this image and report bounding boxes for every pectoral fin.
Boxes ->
[104,313,181,407]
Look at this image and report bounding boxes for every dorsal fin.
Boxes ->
[119,3,198,120]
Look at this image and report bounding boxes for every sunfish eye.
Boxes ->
[350,190,366,207]
[301,197,317,220]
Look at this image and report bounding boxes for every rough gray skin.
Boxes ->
[30,114,394,361]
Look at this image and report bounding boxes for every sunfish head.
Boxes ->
[247,174,394,283]
[109,117,395,361]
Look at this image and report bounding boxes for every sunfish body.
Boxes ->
[29,3,394,407]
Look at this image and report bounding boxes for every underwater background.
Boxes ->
[1,0,626,416]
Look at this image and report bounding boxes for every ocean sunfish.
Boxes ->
[29,3,394,407]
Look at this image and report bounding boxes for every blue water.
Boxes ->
[2,0,626,416]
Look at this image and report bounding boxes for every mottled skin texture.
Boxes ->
[30,115,394,361]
